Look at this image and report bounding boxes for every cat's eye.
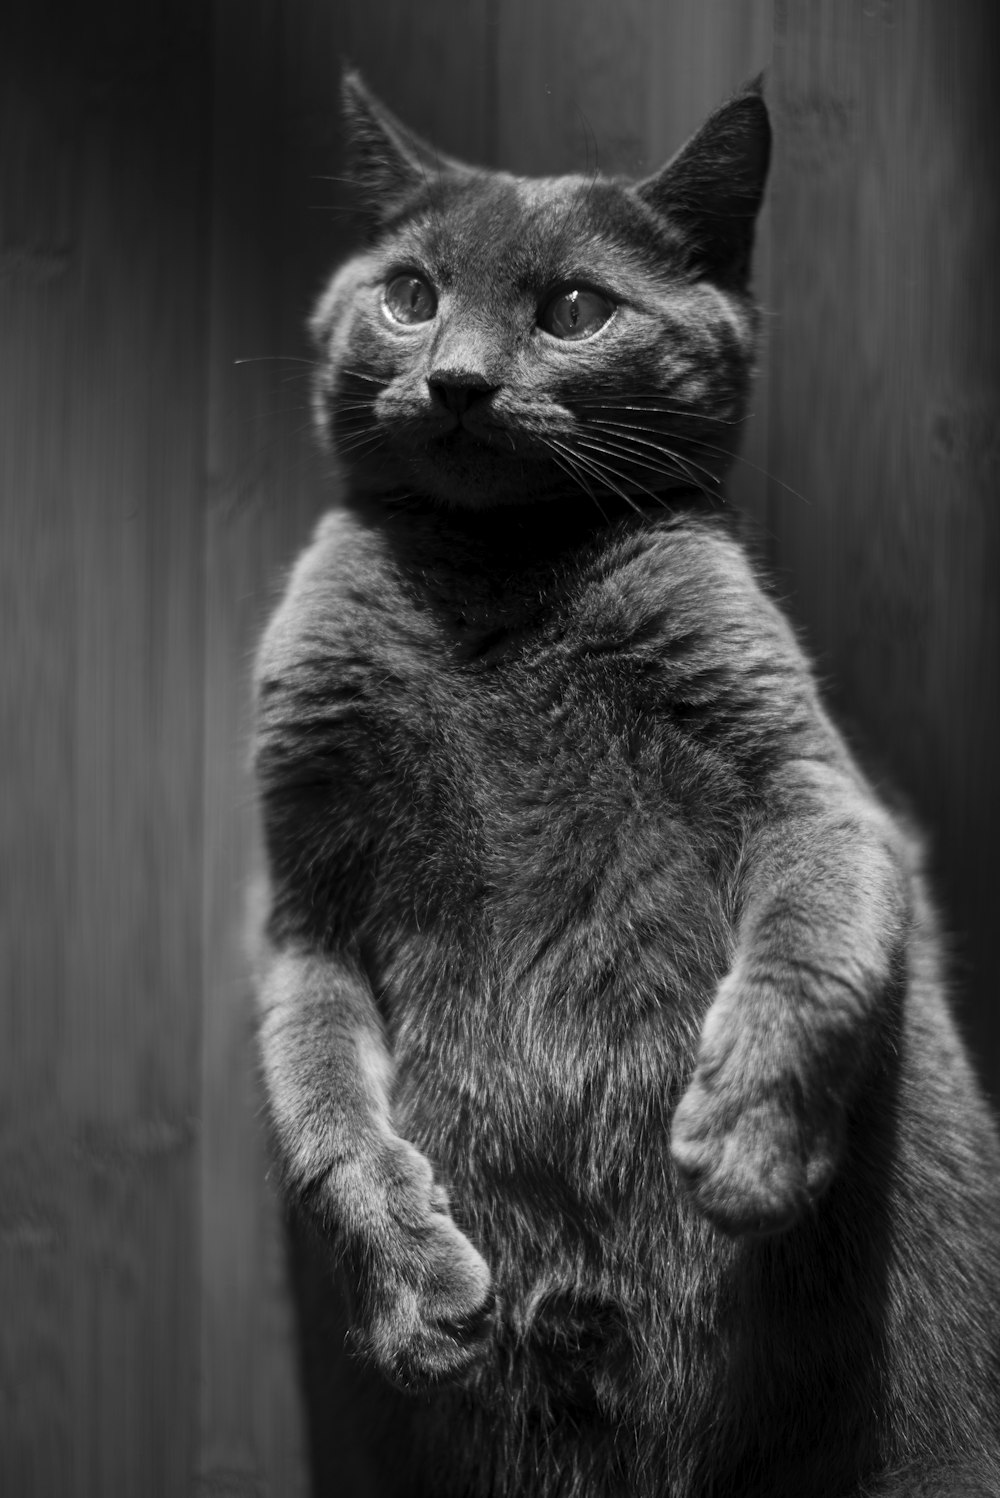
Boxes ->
[539,287,615,341]
[383,274,437,326]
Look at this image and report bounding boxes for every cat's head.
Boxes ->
[311,72,770,510]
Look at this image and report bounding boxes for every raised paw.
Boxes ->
[670,986,844,1237]
[351,1141,496,1390]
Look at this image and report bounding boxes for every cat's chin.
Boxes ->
[366,437,572,510]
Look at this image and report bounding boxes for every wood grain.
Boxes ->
[1,3,208,1493]
[200,3,314,1493]
[768,0,1000,1099]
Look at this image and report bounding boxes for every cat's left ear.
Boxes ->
[341,69,473,229]
[635,78,771,285]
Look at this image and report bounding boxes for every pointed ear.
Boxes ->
[341,69,472,227]
[635,79,771,284]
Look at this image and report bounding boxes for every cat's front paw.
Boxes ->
[670,983,844,1237]
[353,1141,496,1390]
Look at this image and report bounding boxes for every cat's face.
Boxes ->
[311,75,770,510]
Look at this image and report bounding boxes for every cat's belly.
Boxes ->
[381,885,736,1425]
[345,625,746,1181]
[362,686,743,1332]
[308,569,751,1334]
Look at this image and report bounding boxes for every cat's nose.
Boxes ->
[427,369,498,417]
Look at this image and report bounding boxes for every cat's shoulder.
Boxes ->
[286,503,395,596]
[570,513,774,634]
[254,506,390,691]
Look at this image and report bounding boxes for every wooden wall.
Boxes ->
[768,1,1000,1081]
[2,2,996,1494]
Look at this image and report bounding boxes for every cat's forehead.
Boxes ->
[382,171,677,291]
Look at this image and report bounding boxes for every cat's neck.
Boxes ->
[342,484,727,564]
[335,484,735,645]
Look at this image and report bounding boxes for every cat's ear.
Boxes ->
[341,69,472,228]
[635,79,771,284]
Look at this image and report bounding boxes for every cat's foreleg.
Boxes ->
[256,941,494,1386]
[670,759,908,1236]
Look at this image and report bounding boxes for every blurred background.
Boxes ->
[2,1,998,1493]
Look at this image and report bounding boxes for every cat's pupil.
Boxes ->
[384,274,436,326]
[540,287,614,341]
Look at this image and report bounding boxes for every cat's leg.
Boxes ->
[256,941,494,1387]
[670,758,908,1236]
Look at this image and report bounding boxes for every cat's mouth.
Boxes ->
[436,422,503,450]
[432,411,557,462]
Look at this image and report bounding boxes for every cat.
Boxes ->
[252,71,1000,1498]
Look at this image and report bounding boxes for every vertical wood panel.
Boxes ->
[496,0,648,175]
[1,22,77,1491]
[1,3,209,1493]
[769,0,1000,1098]
[200,3,313,1492]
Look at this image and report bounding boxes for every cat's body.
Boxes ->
[254,76,1000,1497]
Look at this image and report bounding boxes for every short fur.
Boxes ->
[253,72,1000,1497]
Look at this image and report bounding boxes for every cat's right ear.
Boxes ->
[635,79,771,285]
[341,69,472,230]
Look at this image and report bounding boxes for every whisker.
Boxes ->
[552,438,648,515]
[684,437,813,507]
[540,440,612,525]
[340,369,391,387]
[574,430,689,485]
[335,431,385,458]
[580,410,810,506]
[582,425,725,491]
[574,431,719,505]
[574,397,750,427]
[234,355,320,367]
[579,418,700,464]
[277,371,322,386]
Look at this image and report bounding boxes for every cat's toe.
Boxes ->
[361,1212,496,1390]
[670,1078,838,1237]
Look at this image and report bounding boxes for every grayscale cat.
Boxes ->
[252,72,1000,1497]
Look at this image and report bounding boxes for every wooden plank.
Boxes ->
[0,17,77,1492]
[496,0,649,176]
[200,2,313,1492]
[768,1,1000,1097]
[1,3,208,1493]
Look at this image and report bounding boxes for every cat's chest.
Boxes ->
[325,526,744,917]
[309,519,741,1147]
